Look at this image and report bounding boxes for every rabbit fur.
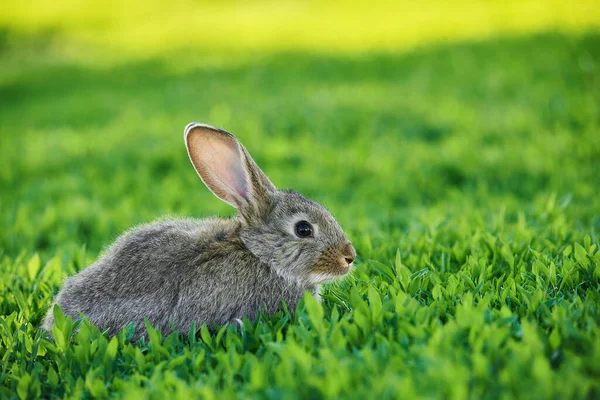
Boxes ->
[43,123,355,340]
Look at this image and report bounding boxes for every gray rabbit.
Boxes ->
[43,123,355,340]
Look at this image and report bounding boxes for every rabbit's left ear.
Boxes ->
[185,123,276,219]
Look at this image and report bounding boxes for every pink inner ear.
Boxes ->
[211,139,250,201]
[187,129,251,206]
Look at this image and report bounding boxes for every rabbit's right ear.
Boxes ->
[184,123,276,218]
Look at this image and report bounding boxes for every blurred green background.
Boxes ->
[1,1,600,398]
[1,0,599,258]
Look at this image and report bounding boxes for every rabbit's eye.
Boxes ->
[295,221,313,238]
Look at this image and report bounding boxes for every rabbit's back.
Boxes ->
[43,218,307,339]
[43,218,210,335]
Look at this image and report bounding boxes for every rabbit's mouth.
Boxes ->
[308,252,354,284]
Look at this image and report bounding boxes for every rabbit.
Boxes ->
[43,123,356,340]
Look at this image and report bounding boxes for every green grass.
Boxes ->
[1,28,600,398]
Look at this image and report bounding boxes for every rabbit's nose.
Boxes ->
[342,242,356,265]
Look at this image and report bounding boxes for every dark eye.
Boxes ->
[295,221,313,238]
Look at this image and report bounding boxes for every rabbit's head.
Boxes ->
[185,123,355,285]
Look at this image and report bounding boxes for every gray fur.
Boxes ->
[43,123,355,340]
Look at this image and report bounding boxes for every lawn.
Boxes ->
[1,1,600,398]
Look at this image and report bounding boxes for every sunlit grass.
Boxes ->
[1,0,600,60]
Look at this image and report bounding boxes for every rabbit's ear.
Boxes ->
[185,123,276,216]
